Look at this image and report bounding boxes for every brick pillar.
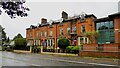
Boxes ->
[114,18,119,43]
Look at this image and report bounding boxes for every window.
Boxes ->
[72,26,76,33]
[50,30,52,37]
[51,40,53,46]
[80,38,84,44]
[44,31,47,37]
[38,32,41,37]
[48,40,50,46]
[96,23,101,30]
[81,25,86,33]
[119,46,120,49]
[37,32,39,37]
[60,28,63,35]
[109,21,114,29]
[30,32,32,38]
[67,27,70,34]
[79,37,88,44]
[96,21,115,44]
[41,32,42,37]
[41,32,44,37]
[85,38,88,44]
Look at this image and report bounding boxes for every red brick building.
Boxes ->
[26,11,96,50]
[80,12,120,58]
[26,11,120,57]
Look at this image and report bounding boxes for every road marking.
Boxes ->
[87,63,119,67]
[50,59,120,67]
[1,55,120,67]
[31,64,40,66]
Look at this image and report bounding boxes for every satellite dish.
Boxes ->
[59,18,63,23]
[49,20,53,25]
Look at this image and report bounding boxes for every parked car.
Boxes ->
[3,44,13,51]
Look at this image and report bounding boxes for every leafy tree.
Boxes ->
[84,30,100,43]
[13,33,23,40]
[6,37,10,43]
[0,0,30,18]
[14,38,27,50]
[16,33,23,38]
[2,29,7,42]
[58,38,70,50]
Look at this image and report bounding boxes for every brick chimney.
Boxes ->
[62,11,68,19]
[41,18,47,24]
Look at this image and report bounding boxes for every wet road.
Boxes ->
[0,51,119,68]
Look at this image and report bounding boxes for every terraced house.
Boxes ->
[26,11,120,57]
[26,11,96,50]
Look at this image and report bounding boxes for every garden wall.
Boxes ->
[79,43,120,58]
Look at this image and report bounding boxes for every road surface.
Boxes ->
[0,51,119,68]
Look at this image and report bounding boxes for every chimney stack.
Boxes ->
[41,18,47,24]
[62,11,68,19]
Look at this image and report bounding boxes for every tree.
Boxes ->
[2,29,7,42]
[0,0,30,18]
[6,37,10,43]
[13,33,23,40]
[84,30,100,44]
[16,33,23,38]
[14,38,27,50]
[58,38,70,50]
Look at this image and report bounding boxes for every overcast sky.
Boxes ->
[0,0,119,39]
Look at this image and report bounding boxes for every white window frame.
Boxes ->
[67,27,70,34]
[60,28,63,35]
[78,37,88,45]
[50,30,52,37]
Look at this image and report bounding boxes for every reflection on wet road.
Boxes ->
[0,51,119,68]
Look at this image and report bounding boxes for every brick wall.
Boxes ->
[79,51,120,58]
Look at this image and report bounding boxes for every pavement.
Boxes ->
[1,51,119,67]
[13,50,119,62]
[13,50,78,56]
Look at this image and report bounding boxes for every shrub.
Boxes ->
[58,38,70,50]
[72,46,79,51]
[66,46,74,51]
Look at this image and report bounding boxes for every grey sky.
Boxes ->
[0,1,119,39]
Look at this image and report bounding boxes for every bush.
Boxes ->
[72,46,79,54]
[66,45,79,54]
[72,46,79,51]
[58,38,70,50]
[66,46,74,51]
[14,38,27,50]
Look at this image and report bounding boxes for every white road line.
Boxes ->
[87,63,119,67]
[50,59,119,67]
[2,56,120,67]
[31,64,40,66]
